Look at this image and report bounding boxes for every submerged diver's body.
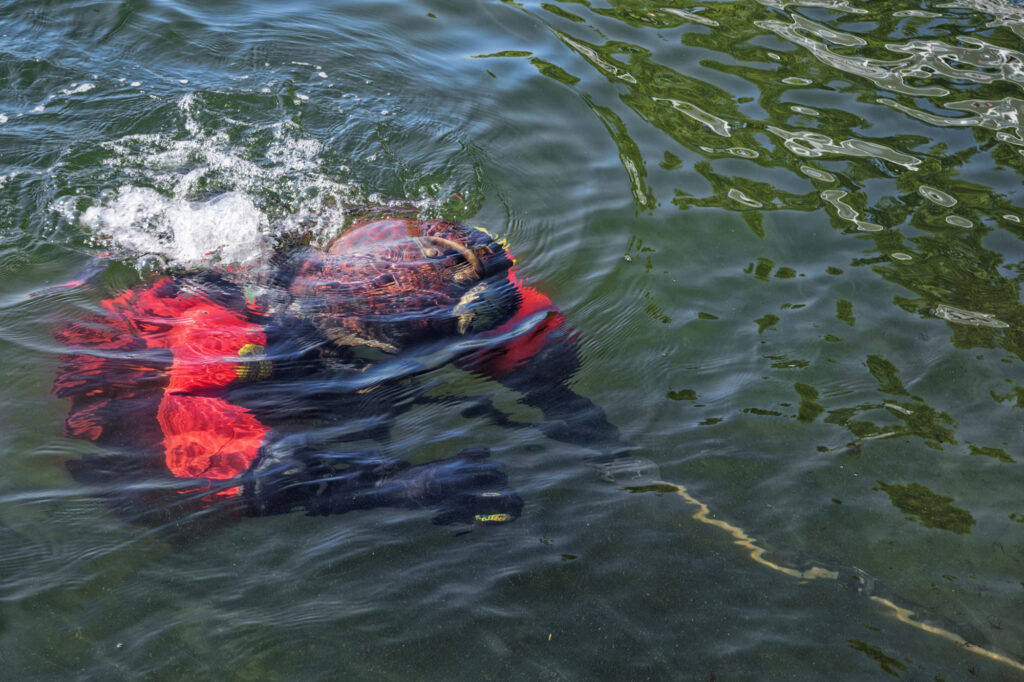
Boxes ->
[54,214,633,526]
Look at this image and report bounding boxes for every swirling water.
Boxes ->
[3,0,1024,678]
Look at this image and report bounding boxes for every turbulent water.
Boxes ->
[3,0,1024,678]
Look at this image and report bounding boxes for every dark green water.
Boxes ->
[3,0,1024,678]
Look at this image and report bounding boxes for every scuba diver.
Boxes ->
[53,209,644,528]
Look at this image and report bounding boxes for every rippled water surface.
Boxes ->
[4,0,1024,678]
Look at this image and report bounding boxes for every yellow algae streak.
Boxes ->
[654,479,1024,673]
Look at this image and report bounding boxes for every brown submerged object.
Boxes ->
[287,217,516,353]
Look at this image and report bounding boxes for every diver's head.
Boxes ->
[286,218,516,350]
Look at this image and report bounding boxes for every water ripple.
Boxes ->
[766,125,921,170]
[5,0,1024,676]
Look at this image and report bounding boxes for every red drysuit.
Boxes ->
[54,266,567,491]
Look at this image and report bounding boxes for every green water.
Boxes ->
[2,0,1024,679]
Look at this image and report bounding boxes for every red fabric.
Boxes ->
[53,312,167,442]
[158,394,268,480]
[153,296,268,479]
[462,268,569,379]
[159,298,266,394]
[55,277,269,482]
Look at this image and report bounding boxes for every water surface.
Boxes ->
[2,0,1024,678]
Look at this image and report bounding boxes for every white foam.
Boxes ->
[0,114,7,124]
[67,93,379,268]
[62,82,95,96]
[82,188,267,267]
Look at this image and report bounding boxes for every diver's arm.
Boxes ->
[490,324,628,454]
[456,278,632,458]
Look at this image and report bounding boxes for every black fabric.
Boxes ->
[244,442,523,524]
